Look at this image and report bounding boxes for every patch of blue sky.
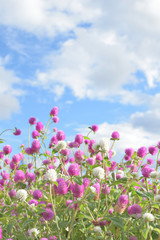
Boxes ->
[77,22,92,29]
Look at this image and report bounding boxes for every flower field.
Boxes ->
[0,106,160,239]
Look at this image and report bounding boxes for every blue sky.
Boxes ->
[0,0,160,155]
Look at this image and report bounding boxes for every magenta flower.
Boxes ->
[33,189,43,199]
[13,128,21,136]
[8,189,16,198]
[86,157,96,165]
[12,154,21,164]
[66,200,74,209]
[56,130,65,141]
[127,204,142,215]
[75,134,84,145]
[29,117,36,125]
[74,150,84,162]
[92,124,98,132]
[147,158,154,165]
[72,183,84,198]
[50,106,59,116]
[57,181,68,195]
[137,146,147,158]
[125,148,134,157]
[32,130,40,139]
[111,131,120,139]
[28,199,38,206]
[148,146,158,156]
[83,178,90,189]
[14,170,25,183]
[141,166,154,178]
[68,163,80,176]
[31,139,41,153]
[42,208,54,221]
[52,116,59,123]
[36,121,44,132]
[102,184,111,195]
[3,145,12,155]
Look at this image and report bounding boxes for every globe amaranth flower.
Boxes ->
[68,163,80,176]
[111,131,120,140]
[28,228,40,238]
[33,189,43,199]
[29,117,36,125]
[57,181,68,195]
[32,130,40,139]
[42,208,54,221]
[75,134,83,145]
[125,148,134,157]
[129,236,137,240]
[127,204,142,215]
[14,170,25,183]
[36,121,44,132]
[143,213,155,222]
[56,130,65,141]
[115,195,129,214]
[13,128,21,135]
[147,158,154,165]
[31,139,41,153]
[148,146,158,156]
[74,150,84,162]
[52,116,59,123]
[3,145,12,155]
[92,124,98,132]
[86,157,96,165]
[99,138,110,152]
[93,226,102,233]
[137,146,147,158]
[45,169,57,183]
[93,167,105,180]
[50,106,59,116]
[72,183,84,198]
[55,141,67,151]
[16,189,27,201]
[141,166,154,178]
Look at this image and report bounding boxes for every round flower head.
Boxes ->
[72,183,84,198]
[118,195,129,206]
[14,170,25,183]
[52,116,59,123]
[150,170,157,178]
[16,189,27,201]
[137,146,147,158]
[75,134,83,145]
[45,169,57,183]
[93,226,102,233]
[83,178,90,189]
[93,167,105,180]
[111,131,120,139]
[29,117,36,125]
[57,181,68,195]
[92,124,98,132]
[3,145,12,155]
[142,166,154,178]
[127,204,142,215]
[29,228,40,238]
[40,238,48,240]
[129,236,137,240]
[50,106,59,116]
[32,130,40,139]
[12,154,21,164]
[33,189,43,199]
[66,200,74,209]
[8,189,16,198]
[86,157,96,165]
[55,141,67,151]
[31,139,41,153]
[13,128,21,135]
[99,138,110,152]
[36,121,44,132]
[56,130,65,141]
[125,148,134,157]
[42,208,54,221]
[143,213,155,222]
[148,146,158,156]
[68,163,80,176]
[147,158,154,165]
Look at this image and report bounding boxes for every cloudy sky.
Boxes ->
[0,0,160,154]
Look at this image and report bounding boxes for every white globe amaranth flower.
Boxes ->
[155,195,160,202]
[90,186,96,193]
[29,203,36,212]
[45,169,57,182]
[150,171,157,178]
[117,170,124,175]
[99,137,110,152]
[29,228,40,238]
[55,140,67,151]
[92,142,99,152]
[112,150,116,157]
[93,167,105,180]
[143,213,155,222]
[93,226,102,233]
[16,189,27,201]
[131,172,139,179]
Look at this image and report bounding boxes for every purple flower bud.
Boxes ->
[29,117,36,125]
[111,131,120,139]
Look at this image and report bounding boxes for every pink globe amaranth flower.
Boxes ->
[10,161,19,170]
[116,173,124,180]
[129,236,137,240]
[75,134,84,145]
[52,116,59,123]
[5,158,10,165]
[118,195,129,206]
[13,128,21,135]
[125,148,134,157]
[96,153,103,161]
[32,130,40,139]
[66,181,73,191]
[157,159,160,165]
[28,199,38,206]
[8,189,16,198]
[111,131,120,139]
[33,189,43,199]
[141,166,154,178]
[137,146,147,158]
[3,145,12,155]
[56,130,65,141]
[0,226,2,240]
[102,184,111,195]
[25,147,34,155]
[0,152,4,159]
[43,159,51,165]
[68,163,80,176]
[28,163,33,170]
[19,152,24,160]
[36,121,44,132]
[83,178,90,189]
[148,146,158,156]
[60,148,70,156]
[69,157,75,163]
[108,209,114,215]
[57,181,68,195]
[26,172,35,182]
[46,203,52,209]
[72,183,84,198]
[74,150,84,162]
[92,124,98,132]
[86,157,96,165]
[40,238,48,240]
[42,208,54,221]
[49,236,57,240]
[31,139,41,153]
[66,200,74,209]
[14,170,25,183]
[127,204,142,215]
[147,158,154,165]
[84,139,90,144]
[29,117,36,125]
[1,171,10,180]
[50,135,58,145]
[12,154,21,164]
[124,155,131,161]
[50,106,59,116]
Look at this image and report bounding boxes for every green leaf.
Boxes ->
[83,136,90,140]
[142,228,149,239]
[109,216,124,229]
[7,223,14,234]
[135,190,154,199]
[74,176,83,185]
[22,219,35,229]
[153,228,160,234]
